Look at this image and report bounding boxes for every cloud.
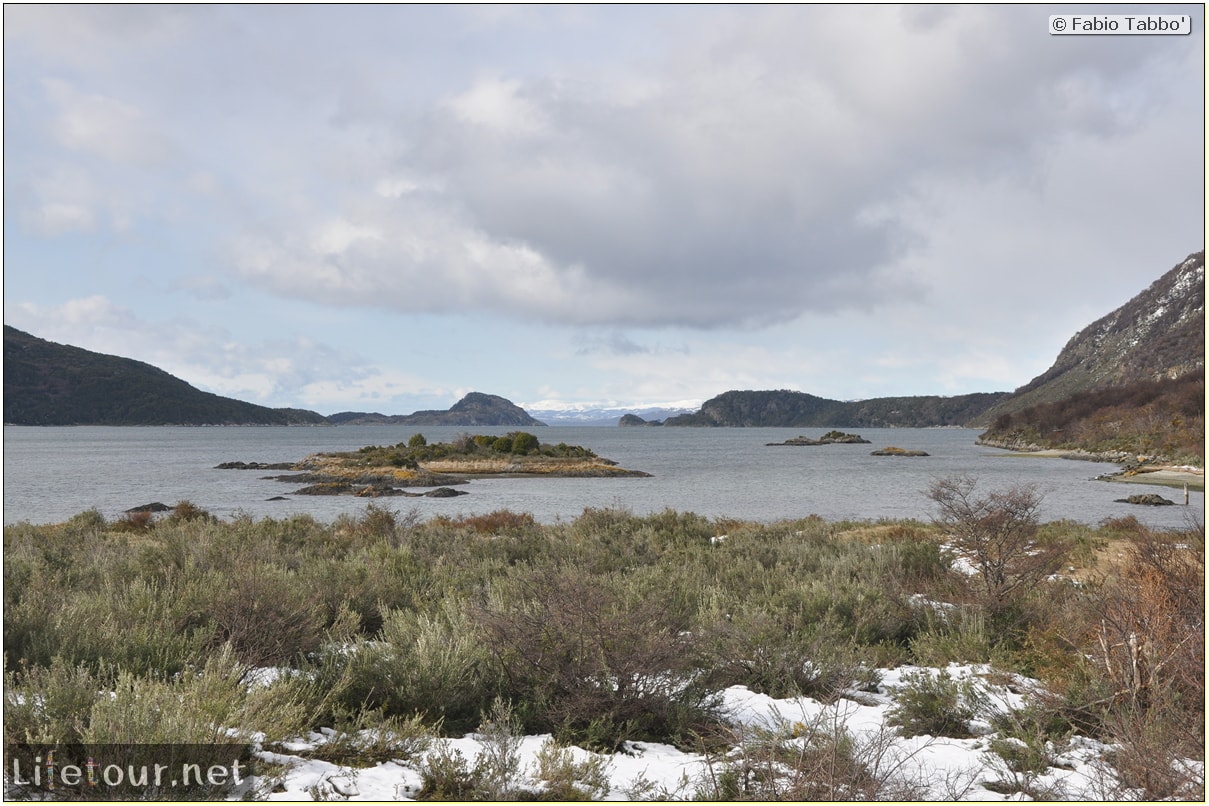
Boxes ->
[43,79,175,167]
[4,2,1202,413]
[211,5,1200,332]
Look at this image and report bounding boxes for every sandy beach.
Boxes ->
[992,448,1206,491]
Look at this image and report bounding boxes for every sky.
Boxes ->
[3,4,1204,416]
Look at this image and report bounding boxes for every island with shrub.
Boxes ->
[219,432,650,498]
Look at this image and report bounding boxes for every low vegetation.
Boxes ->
[979,372,1204,466]
[4,482,1203,799]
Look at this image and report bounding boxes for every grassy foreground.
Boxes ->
[4,485,1203,799]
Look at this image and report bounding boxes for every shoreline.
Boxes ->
[989,447,1205,491]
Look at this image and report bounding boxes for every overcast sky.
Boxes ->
[4,4,1204,416]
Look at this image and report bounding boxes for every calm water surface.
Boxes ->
[3,425,1203,529]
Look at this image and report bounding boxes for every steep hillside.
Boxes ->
[327,392,546,427]
[979,251,1204,424]
[3,326,327,426]
[976,250,1205,465]
[663,389,1009,428]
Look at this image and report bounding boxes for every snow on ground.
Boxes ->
[234,663,1132,801]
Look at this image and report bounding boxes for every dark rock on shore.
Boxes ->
[871,447,930,457]
[293,483,354,496]
[1115,493,1176,506]
[216,461,297,470]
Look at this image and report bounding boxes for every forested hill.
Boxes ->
[3,326,327,426]
[327,393,546,426]
[662,389,1009,428]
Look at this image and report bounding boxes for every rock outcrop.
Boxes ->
[767,431,871,446]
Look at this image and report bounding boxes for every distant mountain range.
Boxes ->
[5,249,1201,453]
[529,404,699,427]
[661,390,1009,428]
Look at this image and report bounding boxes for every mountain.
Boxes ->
[976,251,1205,463]
[979,250,1204,424]
[663,389,1009,428]
[3,326,327,426]
[527,404,699,426]
[327,392,546,427]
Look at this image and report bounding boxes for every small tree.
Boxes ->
[408,433,427,448]
[927,475,1065,621]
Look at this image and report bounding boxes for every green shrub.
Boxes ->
[508,431,539,454]
[531,739,611,800]
[886,668,978,738]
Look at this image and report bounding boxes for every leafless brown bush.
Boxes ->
[927,475,1067,623]
[477,566,717,750]
[208,567,325,668]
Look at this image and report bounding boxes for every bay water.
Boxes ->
[3,425,1202,529]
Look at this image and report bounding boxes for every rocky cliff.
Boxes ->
[980,251,1204,424]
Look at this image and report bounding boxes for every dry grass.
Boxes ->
[421,457,632,475]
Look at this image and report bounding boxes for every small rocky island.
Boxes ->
[767,431,871,446]
[218,432,650,498]
[871,447,930,457]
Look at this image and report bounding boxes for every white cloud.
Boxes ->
[446,76,545,136]
[25,202,96,235]
[43,79,174,167]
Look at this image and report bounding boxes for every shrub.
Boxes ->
[886,668,978,738]
[508,431,539,454]
[695,715,931,800]
[491,436,513,453]
[167,500,214,524]
[418,743,482,800]
[311,598,496,735]
[409,433,428,448]
[478,567,719,750]
[112,509,155,533]
[207,566,325,667]
[927,475,1067,632]
[531,739,612,800]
